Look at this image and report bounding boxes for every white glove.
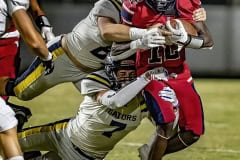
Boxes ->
[41,26,55,42]
[166,19,189,46]
[141,67,168,81]
[130,28,166,50]
[159,86,179,107]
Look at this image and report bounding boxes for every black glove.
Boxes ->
[41,53,54,75]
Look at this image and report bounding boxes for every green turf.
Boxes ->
[10,79,240,160]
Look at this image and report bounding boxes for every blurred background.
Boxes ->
[19,0,240,78]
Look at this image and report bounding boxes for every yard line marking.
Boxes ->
[121,142,142,147]
[194,148,240,154]
[120,142,240,154]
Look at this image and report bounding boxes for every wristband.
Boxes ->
[35,15,52,30]
[129,27,147,40]
[185,35,204,49]
[41,52,52,61]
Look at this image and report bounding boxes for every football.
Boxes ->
[168,19,198,36]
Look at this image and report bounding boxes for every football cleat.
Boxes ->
[7,102,32,131]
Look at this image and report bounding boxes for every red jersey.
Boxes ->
[121,0,204,135]
[121,0,201,75]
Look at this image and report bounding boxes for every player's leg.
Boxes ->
[5,36,86,101]
[0,98,24,160]
[164,129,200,154]
[0,37,32,131]
[163,70,204,154]
[142,81,178,159]
[0,127,23,160]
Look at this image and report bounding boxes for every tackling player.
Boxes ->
[17,55,178,160]
[1,0,204,102]
[117,0,214,159]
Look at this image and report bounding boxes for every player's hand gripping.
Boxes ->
[159,86,179,107]
[40,53,54,75]
[165,19,190,46]
[36,15,55,42]
[41,26,55,42]
[141,67,169,81]
[130,27,167,50]
[193,8,206,21]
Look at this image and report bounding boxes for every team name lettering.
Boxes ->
[106,108,137,121]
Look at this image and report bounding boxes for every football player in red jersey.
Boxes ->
[118,0,214,159]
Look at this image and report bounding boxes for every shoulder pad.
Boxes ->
[92,0,122,24]
[81,70,111,95]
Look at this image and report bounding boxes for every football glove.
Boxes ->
[35,15,55,42]
[40,53,54,75]
[130,27,166,50]
[41,26,55,42]
[159,86,179,107]
[166,19,190,46]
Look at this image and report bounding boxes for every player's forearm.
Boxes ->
[98,17,147,42]
[98,76,150,109]
[100,23,131,42]
[12,9,50,60]
[193,21,214,48]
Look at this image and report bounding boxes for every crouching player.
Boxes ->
[17,55,178,160]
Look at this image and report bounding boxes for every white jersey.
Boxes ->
[66,70,147,159]
[65,0,122,69]
[12,0,122,101]
[0,0,29,38]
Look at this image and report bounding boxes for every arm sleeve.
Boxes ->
[98,76,150,109]
[7,0,29,16]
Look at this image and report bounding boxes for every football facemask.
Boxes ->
[146,0,175,13]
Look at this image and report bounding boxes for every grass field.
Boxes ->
[10,79,240,160]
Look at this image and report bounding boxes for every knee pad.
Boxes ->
[178,131,200,146]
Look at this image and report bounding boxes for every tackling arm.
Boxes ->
[98,16,154,42]
[97,75,150,109]
[97,67,166,109]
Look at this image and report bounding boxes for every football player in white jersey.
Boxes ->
[2,0,172,101]
[2,0,206,101]
[17,55,178,160]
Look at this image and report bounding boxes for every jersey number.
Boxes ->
[149,46,179,64]
[102,120,126,138]
[90,46,111,60]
